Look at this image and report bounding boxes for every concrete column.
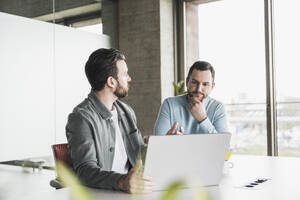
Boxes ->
[102,0,119,48]
[105,0,175,136]
[186,2,200,71]
[174,1,200,82]
[160,0,175,102]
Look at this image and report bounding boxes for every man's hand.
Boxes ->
[144,135,150,144]
[144,123,184,143]
[167,122,184,135]
[188,98,207,123]
[117,160,154,194]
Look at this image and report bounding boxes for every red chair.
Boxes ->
[50,143,71,189]
[52,143,70,167]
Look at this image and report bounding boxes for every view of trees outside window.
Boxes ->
[274,0,300,157]
[198,0,267,155]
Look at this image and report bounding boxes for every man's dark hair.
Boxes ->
[85,48,125,91]
[186,61,215,82]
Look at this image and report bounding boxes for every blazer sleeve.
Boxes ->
[66,112,123,190]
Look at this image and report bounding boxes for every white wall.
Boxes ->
[0,12,110,161]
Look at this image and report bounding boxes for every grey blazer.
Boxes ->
[66,90,144,190]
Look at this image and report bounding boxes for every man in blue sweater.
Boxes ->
[154,61,228,135]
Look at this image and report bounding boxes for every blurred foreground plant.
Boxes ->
[160,180,211,200]
[56,161,94,200]
[57,161,210,200]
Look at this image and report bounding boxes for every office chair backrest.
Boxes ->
[50,143,71,189]
[52,143,70,168]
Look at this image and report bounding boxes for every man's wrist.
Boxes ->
[198,116,207,123]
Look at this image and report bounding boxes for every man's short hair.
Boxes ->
[85,48,125,91]
[186,61,215,82]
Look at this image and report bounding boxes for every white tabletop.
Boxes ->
[218,155,300,200]
[1,155,300,200]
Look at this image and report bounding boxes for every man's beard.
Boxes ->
[187,90,206,102]
[114,81,129,99]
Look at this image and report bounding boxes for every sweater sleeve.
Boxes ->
[154,99,172,136]
[196,102,229,133]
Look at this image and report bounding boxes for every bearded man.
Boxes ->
[154,61,228,135]
[66,48,153,193]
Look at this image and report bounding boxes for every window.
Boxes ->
[274,0,300,157]
[198,0,267,155]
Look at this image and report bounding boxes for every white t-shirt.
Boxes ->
[111,107,129,174]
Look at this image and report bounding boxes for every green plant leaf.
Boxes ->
[160,180,185,200]
[159,180,211,200]
[173,81,187,96]
[56,161,94,200]
[172,82,179,96]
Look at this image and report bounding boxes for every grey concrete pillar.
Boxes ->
[102,0,119,48]
[105,0,175,136]
[186,2,200,71]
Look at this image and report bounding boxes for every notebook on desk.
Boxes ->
[143,133,231,191]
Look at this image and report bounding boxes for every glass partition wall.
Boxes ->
[0,0,55,164]
[0,0,104,166]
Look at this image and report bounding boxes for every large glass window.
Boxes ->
[198,0,267,155]
[274,0,300,157]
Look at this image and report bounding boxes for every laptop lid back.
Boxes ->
[143,133,231,191]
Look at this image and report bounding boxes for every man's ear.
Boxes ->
[106,76,117,89]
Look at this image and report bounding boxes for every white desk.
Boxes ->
[217,155,300,200]
[1,155,300,200]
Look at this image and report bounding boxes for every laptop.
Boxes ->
[143,133,231,191]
